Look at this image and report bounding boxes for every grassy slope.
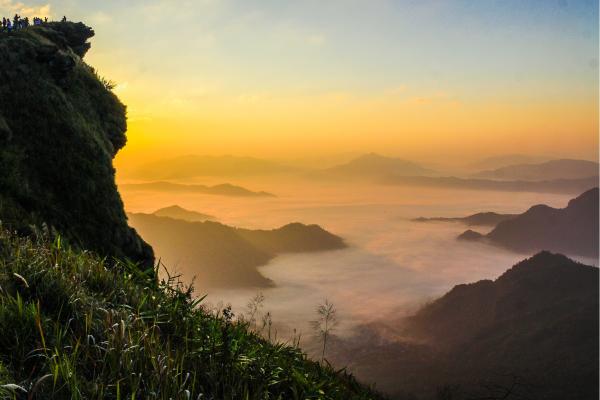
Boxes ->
[0,229,384,400]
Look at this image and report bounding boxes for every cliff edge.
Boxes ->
[0,22,153,267]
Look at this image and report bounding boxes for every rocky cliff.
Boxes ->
[0,22,153,267]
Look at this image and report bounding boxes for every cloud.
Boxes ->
[0,0,51,17]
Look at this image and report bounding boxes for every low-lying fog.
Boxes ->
[120,178,593,340]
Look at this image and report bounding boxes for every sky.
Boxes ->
[2,0,599,166]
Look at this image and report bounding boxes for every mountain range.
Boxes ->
[124,153,597,197]
[127,155,295,180]
[316,153,435,180]
[152,205,216,222]
[127,213,346,288]
[119,181,275,197]
[458,188,599,258]
[473,159,599,181]
[468,154,551,170]
[383,174,597,194]
[314,154,597,195]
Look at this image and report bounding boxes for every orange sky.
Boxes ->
[113,89,598,167]
[5,1,596,167]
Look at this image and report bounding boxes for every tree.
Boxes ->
[311,299,338,362]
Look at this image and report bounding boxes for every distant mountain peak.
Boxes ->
[127,214,346,289]
[157,205,187,212]
[356,152,387,160]
[473,158,599,181]
[457,229,485,241]
[352,153,419,164]
[119,181,276,197]
[127,155,294,179]
[458,188,599,257]
[152,205,216,222]
[318,153,435,179]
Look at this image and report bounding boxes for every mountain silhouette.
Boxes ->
[127,214,346,288]
[383,174,597,194]
[152,205,216,222]
[127,155,294,180]
[0,22,152,267]
[458,188,599,257]
[414,211,517,227]
[468,154,550,170]
[316,153,435,180]
[120,181,275,197]
[329,252,599,399]
[473,159,599,181]
[457,229,485,241]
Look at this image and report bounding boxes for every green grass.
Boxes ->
[0,228,385,400]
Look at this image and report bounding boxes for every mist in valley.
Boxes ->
[113,154,598,398]
[121,173,594,334]
[2,1,597,397]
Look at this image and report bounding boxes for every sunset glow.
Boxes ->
[2,0,597,167]
[1,0,598,397]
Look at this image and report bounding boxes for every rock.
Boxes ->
[0,23,154,269]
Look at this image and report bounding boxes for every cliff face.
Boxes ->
[0,22,153,267]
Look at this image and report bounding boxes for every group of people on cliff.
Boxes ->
[1,14,67,32]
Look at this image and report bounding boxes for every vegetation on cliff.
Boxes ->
[0,22,152,267]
